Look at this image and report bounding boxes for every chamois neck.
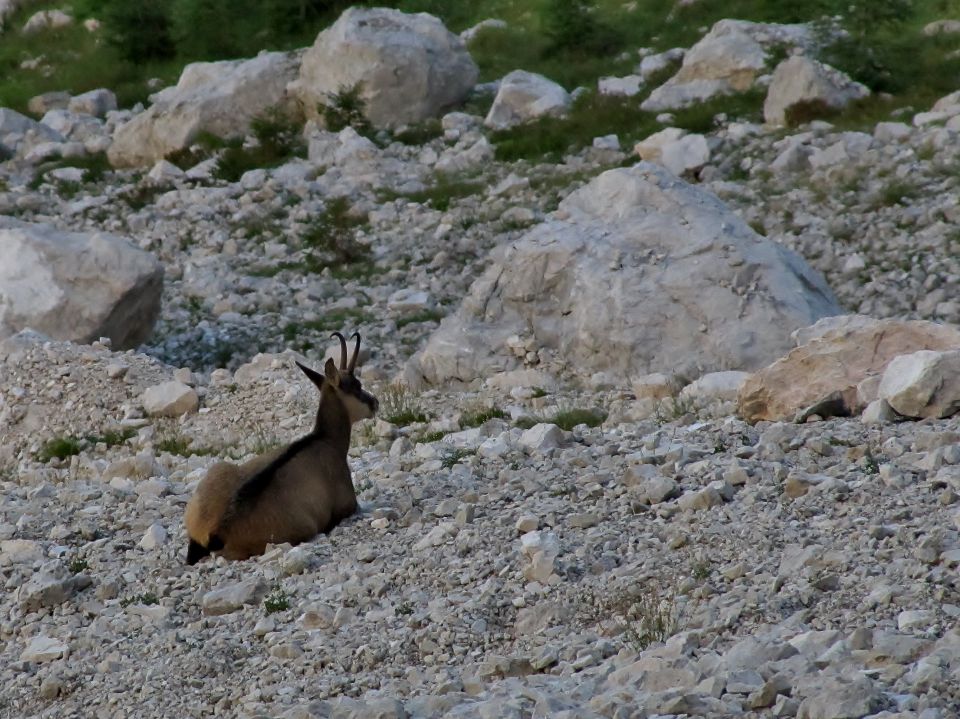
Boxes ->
[312,388,351,451]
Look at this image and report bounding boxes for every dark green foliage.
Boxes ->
[212,106,305,182]
[300,196,371,271]
[550,408,606,431]
[96,0,175,63]
[392,119,443,146]
[321,83,372,136]
[543,0,622,57]
[38,436,84,463]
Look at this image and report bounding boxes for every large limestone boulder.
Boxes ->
[108,51,301,167]
[642,20,812,112]
[737,316,960,423]
[407,162,840,387]
[484,70,571,130]
[0,218,163,348]
[764,56,869,126]
[292,7,478,129]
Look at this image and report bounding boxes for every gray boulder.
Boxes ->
[0,107,63,157]
[407,162,840,386]
[878,349,960,419]
[764,56,869,126]
[484,70,571,129]
[0,218,163,348]
[292,7,478,129]
[108,51,301,167]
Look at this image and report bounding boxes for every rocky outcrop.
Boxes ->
[737,316,960,422]
[634,128,710,176]
[292,7,478,129]
[764,56,869,126]
[0,218,163,348]
[408,162,840,387]
[108,51,301,167]
[642,20,812,112]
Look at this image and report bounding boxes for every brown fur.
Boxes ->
[184,337,377,564]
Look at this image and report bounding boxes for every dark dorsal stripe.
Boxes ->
[233,433,317,507]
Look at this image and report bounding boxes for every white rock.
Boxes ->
[598,75,643,97]
[680,371,750,404]
[68,89,117,118]
[660,133,710,176]
[518,423,565,452]
[21,636,68,663]
[592,134,621,150]
[410,163,839,386]
[0,217,163,348]
[141,381,200,417]
[387,289,433,315]
[139,523,168,550]
[764,56,870,127]
[634,127,687,163]
[147,159,185,182]
[22,9,72,34]
[201,579,267,616]
[878,350,960,419]
[293,7,477,129]
[484,71,571,129]
[109,52,300,167]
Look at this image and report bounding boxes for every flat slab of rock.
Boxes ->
[0,217,163,348]
[293,7,477,129]
[142,381,199,417]
[21,635,69,663]
[738,316,960,423]
[409,162,840,386]
[201,579,268,616]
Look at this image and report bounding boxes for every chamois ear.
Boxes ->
[296,361,325,390]
[323,357,341,387]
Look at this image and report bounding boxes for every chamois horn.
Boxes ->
[330,332,348,370]
[348,332,361,374]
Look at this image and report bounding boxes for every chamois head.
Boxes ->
[296,331,378,425]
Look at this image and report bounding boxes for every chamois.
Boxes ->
[184,332,378,564]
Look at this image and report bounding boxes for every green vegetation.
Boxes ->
[382,175,484,211]
[2,0,959,167]
[212,106,306,182]
[37,428,136,462]
[380,384,428,426]
[441,447,475,469]
[322,82,372,137]
[460,405,506,428]
[120,591,160,608]
[68,556,90,574]
[300,196,371,270]
[156,431,217,457]
[281,307,373,352]
[264,584,291,614]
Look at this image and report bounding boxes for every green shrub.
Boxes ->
[264,585,291,614]
[380,385,428,426]
[37,436,84,463]
[322,83,372,136]
[95,0,176,64]
[300,196,371,271]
